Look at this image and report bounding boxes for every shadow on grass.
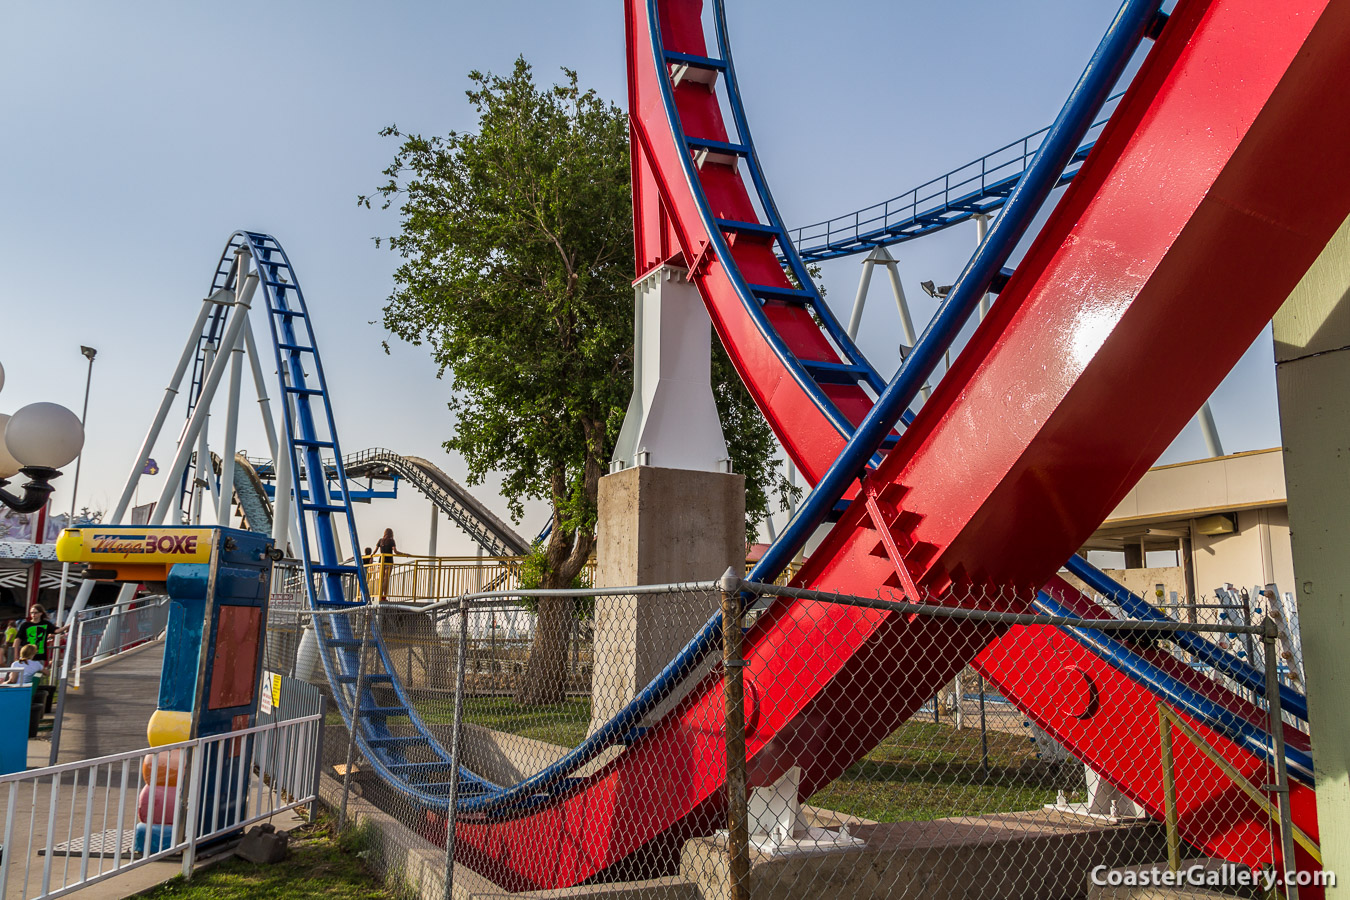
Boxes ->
[422,695,1085,824]
[134,816,392,900]
[809,721,1087,822]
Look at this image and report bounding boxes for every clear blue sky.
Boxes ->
[0,1,1277,554]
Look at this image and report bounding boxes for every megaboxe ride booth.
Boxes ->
[57,524,273,851]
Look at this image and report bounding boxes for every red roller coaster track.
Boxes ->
[438,0,1350,889]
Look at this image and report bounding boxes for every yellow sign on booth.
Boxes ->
[56,526,215,583]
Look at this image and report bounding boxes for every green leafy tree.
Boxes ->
[365,59,795,705]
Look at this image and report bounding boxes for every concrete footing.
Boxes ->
[680,810,1166,900]
[589,465,744,733]
[332,752,1168,900]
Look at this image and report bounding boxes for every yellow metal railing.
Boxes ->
[359,554,804,602]
[363,555,565,602]
[747,559,804,585]
[1156,702,1320,871]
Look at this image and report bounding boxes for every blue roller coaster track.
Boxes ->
[785,94,1122,263]
[205,232,501,811]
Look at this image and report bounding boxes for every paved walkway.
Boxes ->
[4,644,311,899]
[53,641,165,765]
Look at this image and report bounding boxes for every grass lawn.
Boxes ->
[415,695,593,748]
[422,695,1080,823]
[807,721,1084,822]
[135,818,392,900]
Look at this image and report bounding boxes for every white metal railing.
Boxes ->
[0,712,324,900]
[67,597,170,688]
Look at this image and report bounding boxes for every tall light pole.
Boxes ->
[54,346,97,652]
[65,347,97,527]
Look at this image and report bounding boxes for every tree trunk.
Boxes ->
[514,427,604,706]
[514,595,573,705]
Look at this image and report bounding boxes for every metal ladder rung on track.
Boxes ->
[664,50,726,71]
[747,283,811,305]
[715,218,781,238]
[801,359,873,385]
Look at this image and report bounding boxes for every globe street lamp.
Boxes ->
[0,361,87,514]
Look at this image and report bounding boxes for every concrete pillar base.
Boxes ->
[1274,212,1350,892]
[589,465,744,733]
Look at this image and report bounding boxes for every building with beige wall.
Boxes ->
[1080,448,1294,601]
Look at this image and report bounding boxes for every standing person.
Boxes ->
[3,619,19,665]
[18,604,65,665]
[374,529,398,602]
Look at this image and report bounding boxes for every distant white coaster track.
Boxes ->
[239,447,530,557]
[341,448,530,557]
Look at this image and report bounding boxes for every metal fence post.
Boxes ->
[340,606,374,829]
[1157,706,1181,872]
[1263,619,1299,900]
[71,616,84,688]
[312,695,328,823]
[443,595,469,900]
[47,667,71,766]
[976,671,989,777]
[720,568,749,900]
[181,740,207,879]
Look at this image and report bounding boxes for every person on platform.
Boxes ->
[2,620,18,664]
[374,529,399,602]
[3,645,45,685]
[16,605,65,664]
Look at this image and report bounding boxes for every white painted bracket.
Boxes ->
[1047,767,1145,824]
[611,265,730,473]
[744,766,865,857]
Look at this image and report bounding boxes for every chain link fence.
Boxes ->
[263,568,1319,900]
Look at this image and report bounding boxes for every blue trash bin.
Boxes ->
[0,684,34,774]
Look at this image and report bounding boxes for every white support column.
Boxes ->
[847,250,881,340]
[879,248,919,351]
[195,343,220,520]
[871,246,930,402]
[215,346,245,526]
[428,503,439,557]
[149,271,259,527]
[1197,401,1225,457]
[1273,213,1350,894]
[103,256,254,657]
[63,289,228,627]
[242,314,280,458]
[788,461,805,567]
[596,265,741,732]
[214,250,252,526]
[610,265,729,472]
[975,214,992,320]
[105,290,228,526]
[270,400,294,556]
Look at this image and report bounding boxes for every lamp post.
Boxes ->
[0,402,85,514]
[0,358,87,620]
[53,347,97,670]
[0,359,87,512]
[64,347,97,528]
